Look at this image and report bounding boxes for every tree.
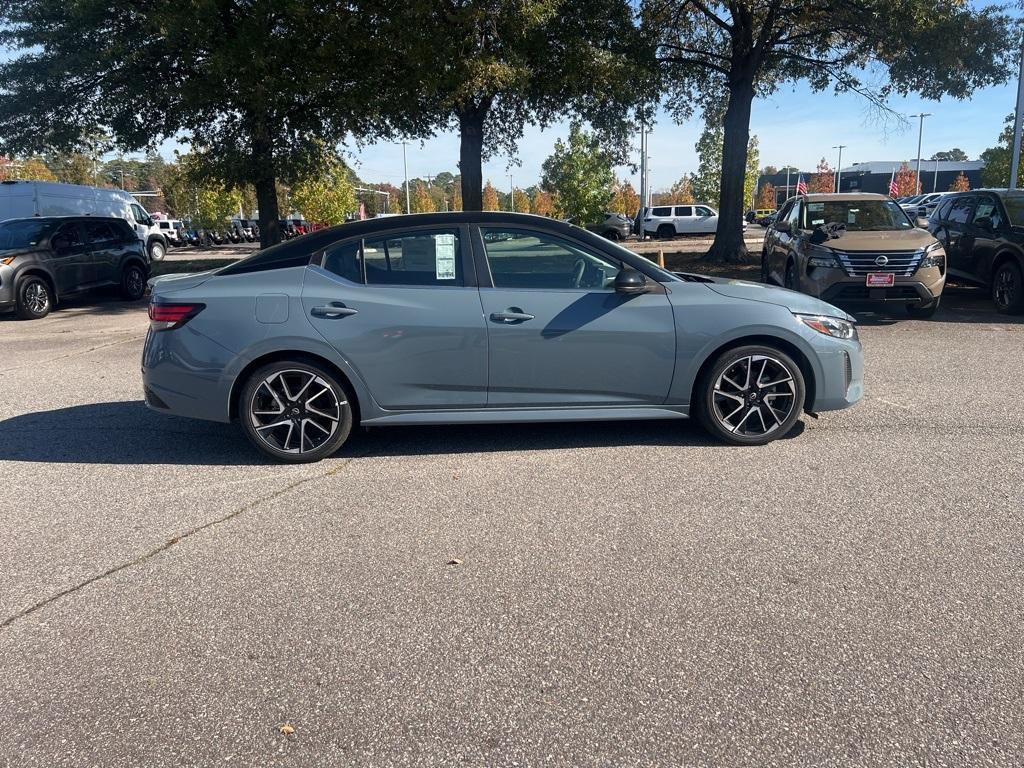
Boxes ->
[0,157,56,181]
[482,181,500,211]
[540,123,616,224]
[691,104,758,208]
[532,190,556,217]
[668,176,695,204]
[0,1,400,247]
[45,152,97,185]
[980,113,1022,188]
[808,158,835,194]
[410,181,437,213]
[289,152,358,226]
[894,162,919,197]
[370,0,643,211]
[756,182,777,210]
[931,149,969,162]
[610,180,641,215]
[761,165,779,176]
[949,172,971,192]
[450,184,463,212]
[646,1,1015,262]
[512,189,531,213]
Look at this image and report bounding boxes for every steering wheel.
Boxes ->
[571,258,586,288]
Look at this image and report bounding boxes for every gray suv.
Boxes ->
[143,212,864,462]
[0,216,149,319]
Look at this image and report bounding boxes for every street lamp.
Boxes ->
[910,113,931,194]
[400,141,411,213]
[833,145,847,192]
[508,173,514,211]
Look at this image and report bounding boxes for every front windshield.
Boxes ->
[803,200,913,231]
[0,220,53,250]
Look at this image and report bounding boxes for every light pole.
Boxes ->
[1011,34,1024,189]
[910,113,931,194]
[785,166,791,200]
[508,173,514,211]
[933,158,939,193]
[401,141,411,213]
[833,145,847,192]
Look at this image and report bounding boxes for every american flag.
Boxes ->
[796,175,807,196]
[888,170,899,197]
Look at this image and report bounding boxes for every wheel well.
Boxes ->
[690,335,817,412]
[17,268,57,302]
[229,350,361,425]
[123,256,148,274]
[991,250,1023,281]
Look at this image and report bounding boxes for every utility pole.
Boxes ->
[401,141,411,213]
[1010,34,1024,189]
[785,166,791,200]
[910,113,931,194]
[833,145,847,192]
[933,158,939,193]
[638,122,647,213]
[508,173,514,211]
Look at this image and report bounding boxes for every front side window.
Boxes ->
[802,199,913,231]
[52,225,83,253]
[85,221,117,246]
[481,228,622,290]
[934,198,954,222]
[130,203,150,225]
[674,206,693,217]
[363,230,463,287]
[948,196,975,225]
[695,206,714,217]
[972,197,1004,229]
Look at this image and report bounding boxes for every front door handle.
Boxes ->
[311,303,358,319]
[490,309,535,324]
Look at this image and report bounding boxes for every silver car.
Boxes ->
[143,212,863,462]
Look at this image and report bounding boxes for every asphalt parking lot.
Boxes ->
[1,286,1022,766]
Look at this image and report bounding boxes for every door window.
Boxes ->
[934,198,954,222]
[52,225,83,254]
[480,228,622,290]
[788,201,803,229]
[673,206,693,217]
[651,207,672,217]
[85,221,118,246]
[948,197,975,225]
[321,240,362,284]
[695,206,714,217]
[362,230,463,286]
[130,203,150,225]
[971,197,1003,229]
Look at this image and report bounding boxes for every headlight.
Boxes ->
[797,314,858,340]
[920,241,945,269]
[806,245,839,268]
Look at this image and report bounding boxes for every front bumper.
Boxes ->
[0,263,15,309]
[808,333,864,412]
[803,265,945,308]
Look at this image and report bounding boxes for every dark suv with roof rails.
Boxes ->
[928,189,1024,314]
[0,216,149,320]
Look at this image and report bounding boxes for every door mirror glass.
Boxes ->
[774,220,791,234]
[614,268,647,294]
[916,216,931,229]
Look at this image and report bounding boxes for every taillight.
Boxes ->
[148,302,205,331]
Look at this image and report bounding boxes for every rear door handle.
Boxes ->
[311,303,358,319]
[490,310,535,324]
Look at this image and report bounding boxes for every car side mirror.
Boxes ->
[614,268,647,294]
[916,217,930,229]
[52,235,70,253]
[774,221,791,234]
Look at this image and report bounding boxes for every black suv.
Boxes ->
[0,216,149,320]
[928,189,1024,314]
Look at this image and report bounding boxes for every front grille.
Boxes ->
[833,249,923,277]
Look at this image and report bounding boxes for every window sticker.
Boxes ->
[807,202,824,212]
[811,218,825,226]
[435,234,456,280]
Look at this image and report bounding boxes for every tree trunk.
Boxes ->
[705,78,755,264]
[457,100,489,212]
[252,131,281,248]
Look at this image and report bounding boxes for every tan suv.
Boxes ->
[760,193,947,318]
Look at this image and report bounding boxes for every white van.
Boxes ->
[0,180,169,260]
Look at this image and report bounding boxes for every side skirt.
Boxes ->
[360,405,690,427]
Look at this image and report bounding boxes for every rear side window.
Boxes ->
[972,197,1004,229]
[85,221,117,246]
[363,230,463,287]
[674,206,692,217]
[322,240,362,283]
[651,207,671,217]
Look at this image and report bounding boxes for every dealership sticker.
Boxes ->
[435,234,456,280]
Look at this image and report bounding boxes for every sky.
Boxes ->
[341,77,1019,194]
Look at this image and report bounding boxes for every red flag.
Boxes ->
[796,175,807,196]
[888,169,899,197]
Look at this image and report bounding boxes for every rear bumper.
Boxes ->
[141,327,235,423]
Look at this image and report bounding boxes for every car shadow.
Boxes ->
[0,294,148,322]
[0,400,806,465]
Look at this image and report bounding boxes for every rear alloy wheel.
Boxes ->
[149,240,166,262]
[992,260,1024,315]
[906,297,940,319]
[15,276,52,320]
[121,263,147,301]
[697,345,806,446]
[605,230,621,241]
[657,224,675,240]
[239,362,353,462]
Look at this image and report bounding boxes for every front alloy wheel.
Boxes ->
[698,345,806,445]
[16,276,52,319]
[240,362,353,462]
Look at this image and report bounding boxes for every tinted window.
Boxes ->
[481,228,622,290]
[775,200,794,225]
[802,199,912,230]
[788,201,802,227]
[52,225,83,252]
[948,196,974,225]
[651,207,672,217]
[1000,194,1024,226]
[934,198,954,222]
[321,240,361,283]
[695,206,714,216]
[363,230,462,286]
[674,206,693,217]
[85,221,117,245]
[0,220,52,249]
[972,197,1004,229]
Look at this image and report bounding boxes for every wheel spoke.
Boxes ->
[255,419,290,432]
[732,407,756,433]
[249,369,345,455]
[714,389,744,403]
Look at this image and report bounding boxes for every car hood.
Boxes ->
[819,228,936,251]
[682,276,854,321]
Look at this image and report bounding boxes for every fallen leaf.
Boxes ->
[447,558,462,566]
[279,723,295,736]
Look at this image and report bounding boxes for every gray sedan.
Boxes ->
[143,212,863,462]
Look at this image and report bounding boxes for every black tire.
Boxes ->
[15,275,53,320]
[121,262,147,301]
[238,360,354,463]
[992,259,1024,315]
[784,260,798,291]
[760,251,770,283]
[148,239,166,262]
[695,345,806,446]
[657,224,675,240]
[605,230,620,241]
[907,297,940,319]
